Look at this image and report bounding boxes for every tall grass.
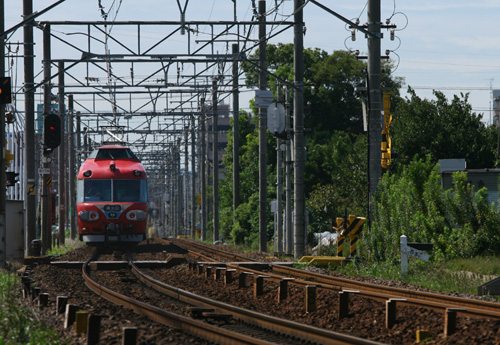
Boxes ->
[0,270,64,344]
[336,258,499,296]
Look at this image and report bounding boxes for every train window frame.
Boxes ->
[77,178,147,203]
[83,179,112,202]
[113,179,147,202]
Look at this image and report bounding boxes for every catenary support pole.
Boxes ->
[232,43,240,218]
[276,85,284,255]
[184,125,189,235]
[367,0,382,220]
[212,79,219,242]
[0,0,6,267]
[258,0,268,253]
[41,24,52,254]
[191,114,196,238]
[68,96,76,240]
[24,0,37,256]
[293,0,305,258]
[200,98,207,241]
[285,87,293,256]
[57,62,65,246]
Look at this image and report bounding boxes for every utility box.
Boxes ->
[6,200,24,261]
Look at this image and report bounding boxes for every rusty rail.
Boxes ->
[128,256,385,345]
[82,257,277,345]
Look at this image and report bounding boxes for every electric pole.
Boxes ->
[258,0,268,253]
[367,0,382,219]
[293,0,305,258]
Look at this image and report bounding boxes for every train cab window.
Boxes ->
[83,180,112,202]
[113,179,146,202]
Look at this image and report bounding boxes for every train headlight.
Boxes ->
[79,210,100,221]
[126,210,146,221]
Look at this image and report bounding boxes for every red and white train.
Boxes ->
[77,145,148,244]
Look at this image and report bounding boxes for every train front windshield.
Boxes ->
[77,179,147,203]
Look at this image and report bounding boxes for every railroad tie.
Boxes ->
[238,272,253,288]
[278,278,295,303]
[305,285,317,313]
[187,307,215,319]
[201,312,233,323]
[385,298,407,328]
[225,269,236,285]
[38,293,49,307]
[32,287,41,301]
[444,308,466,337]
[87,314,102,345]
[254,275,270,297]
[64,304,79,329]
[215,267,226,281]
[75,311,89,334]
[123,327,138,345]
[338,290,359,319]
[56,296,69,314]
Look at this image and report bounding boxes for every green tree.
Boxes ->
[391,88,497,169]
[219,111,276,246]
[243,43,403,139]
[306,132,368,235]
[366,156,500,262]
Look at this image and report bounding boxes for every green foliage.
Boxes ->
[337,259,491,295]
[0,271,63,345]
[219,112,276,246]
[242,44,403,138]
[46,238,83,256]
[391,88,497,169]
[306,132,368,235]
[366,156,500,263]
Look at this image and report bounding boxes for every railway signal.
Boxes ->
[0,77,12,104]
[43,113,61,151]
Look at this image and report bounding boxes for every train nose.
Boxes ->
[106,223,121,234]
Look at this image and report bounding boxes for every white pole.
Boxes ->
[400,235,408,275]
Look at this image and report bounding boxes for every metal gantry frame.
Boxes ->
[7,9,297,254]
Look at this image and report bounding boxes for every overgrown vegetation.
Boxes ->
[366,155,500,262]
[337,258,497,295]
[46,237,84,256]
[0,270,64,344]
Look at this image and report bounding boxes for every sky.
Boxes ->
[4,0,500,125]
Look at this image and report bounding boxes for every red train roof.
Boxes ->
[78,146,147,179]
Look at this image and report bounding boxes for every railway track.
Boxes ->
[82,247,383,345]
[172,238,500,322]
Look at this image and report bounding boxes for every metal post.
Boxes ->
[232,43,240,215]
[367,0,382,219]
[41,24,52,255]
[285,87,293,256]
[276,86,283,255]
[293,0,305,258]
[24,0,37,256]
[184,125,189,235]
[212,79,219,242]
[191,115,196,238]
[258,0,268,253]
[68,96,76,240]
[0,0,6,267]
[200,98,207,241]
[57,62,65,246]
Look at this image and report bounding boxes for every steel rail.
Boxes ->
[269,265,500,319]
[173,239,500,320]
[81,260,276,345]
[128,258,385,345]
